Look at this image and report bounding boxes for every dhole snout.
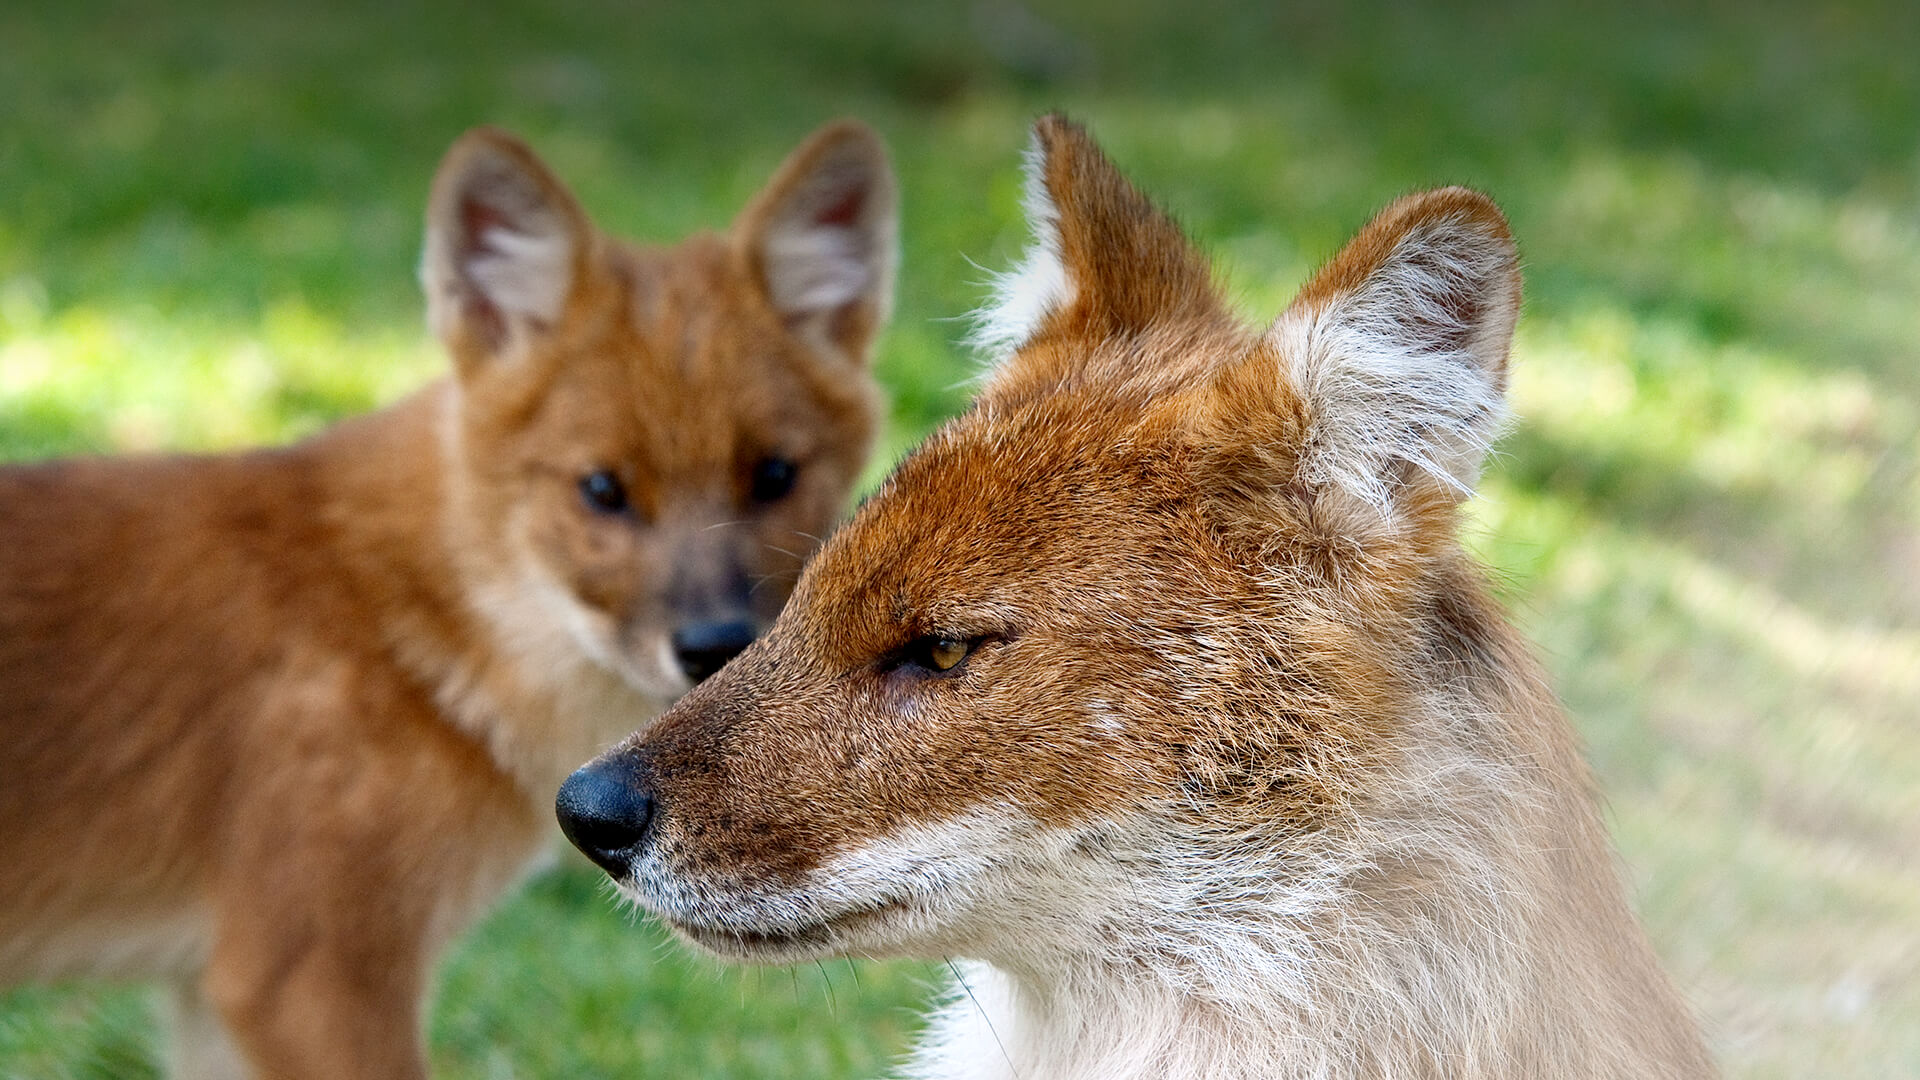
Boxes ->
[564,115,1712,1080]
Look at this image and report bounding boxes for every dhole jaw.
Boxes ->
[561,115,1522,974]
[421,122,891,702]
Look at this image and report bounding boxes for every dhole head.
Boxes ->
[558,115,1521,969]
[423,122,891,697]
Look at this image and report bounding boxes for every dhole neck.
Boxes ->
[294,385,524,759]
[919,961,1264,1080]
[302,380,654,797]
[300,381,471,630]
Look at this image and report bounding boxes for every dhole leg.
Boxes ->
[199,904,431,1080]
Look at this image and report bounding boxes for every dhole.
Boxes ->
[558,116,1714,1079]
[0,120,892,1078]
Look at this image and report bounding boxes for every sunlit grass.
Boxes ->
[0,292,438,456]
[3,0,1917,1077]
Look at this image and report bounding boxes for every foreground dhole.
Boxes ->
[0,121,892,1077]
[558,116,1714,1078]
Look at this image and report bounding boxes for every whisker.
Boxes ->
[947,957,1020,1080]
[815,959,839,1019]
[748,572,802,599]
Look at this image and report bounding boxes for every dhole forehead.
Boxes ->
[795,392,1203,643]
[564,239,873,469]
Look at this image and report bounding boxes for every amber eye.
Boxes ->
[916,636,972,673]
[579,469,629,514]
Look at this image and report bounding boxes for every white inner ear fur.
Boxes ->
[423,161,576,349]
[463,212,572,325]
[756,159,895,336]
[761,220,875,315]
[969,134,1074,361]
[1277,215,1516,519]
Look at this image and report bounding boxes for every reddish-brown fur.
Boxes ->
[568,116,1712,1078]
[0,121,890,1078]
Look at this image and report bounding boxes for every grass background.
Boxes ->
[2,0,1917,1076]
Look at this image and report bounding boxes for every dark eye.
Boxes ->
[578,469,629,515]
[907,636,975,675]
[749,457,798,503]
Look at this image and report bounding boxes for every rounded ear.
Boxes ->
[1273,187,1521,530]
[732,120,897,366]
[421,127,595,373]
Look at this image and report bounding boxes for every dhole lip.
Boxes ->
[644,890,916,963]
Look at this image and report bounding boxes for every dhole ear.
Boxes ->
[734,120,897,365]
[1271,187,1521,527]
[422,127,594,370]
[973,114,1220,385]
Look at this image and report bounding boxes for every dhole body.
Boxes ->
[560,117,1714,1079]
[0,120,894,1078]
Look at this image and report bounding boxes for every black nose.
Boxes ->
[555,755,655,878]
[671,619,756,683]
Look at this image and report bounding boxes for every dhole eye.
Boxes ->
[911,636,973,674]
[749,457,798,503]
[579,469,629,515]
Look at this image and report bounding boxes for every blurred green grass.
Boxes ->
[2,1,1917,1076]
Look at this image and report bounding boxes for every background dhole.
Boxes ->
[559,116,1715,1079]
[0,121,891,1078]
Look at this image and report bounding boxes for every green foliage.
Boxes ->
[3,1,1916,1077]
